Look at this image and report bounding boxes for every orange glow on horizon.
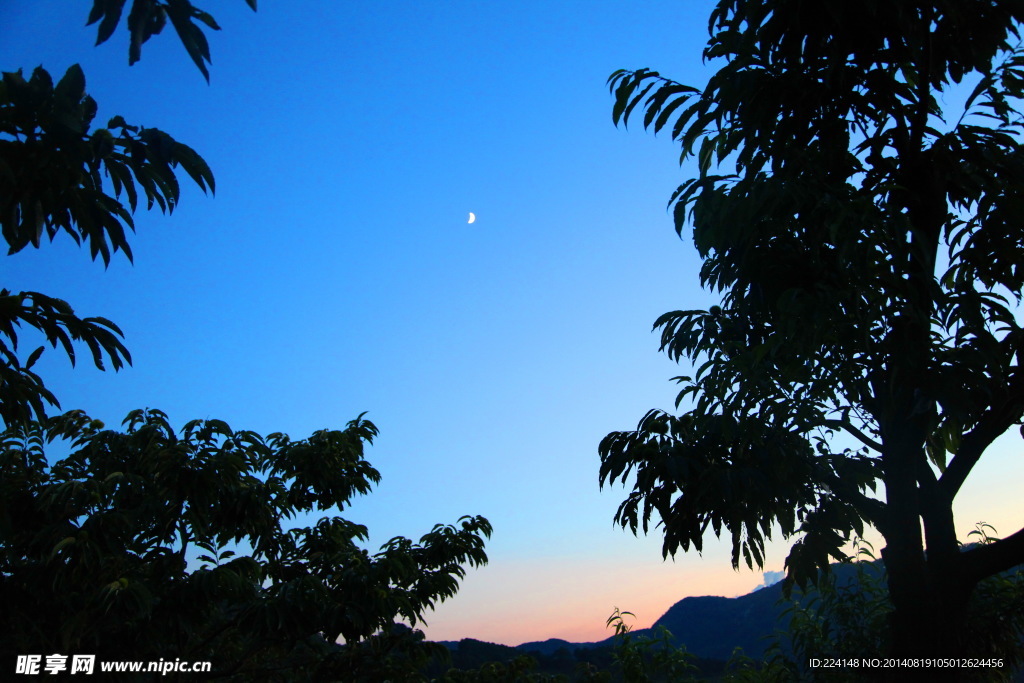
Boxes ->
[420,553,782,647]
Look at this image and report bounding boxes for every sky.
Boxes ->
[3,1,1023,647]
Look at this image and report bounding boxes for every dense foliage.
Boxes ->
[0,409,491,678]
[600,0,1024,670]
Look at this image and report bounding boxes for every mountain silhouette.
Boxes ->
[434,553,1023,681]
[466,561,882,661]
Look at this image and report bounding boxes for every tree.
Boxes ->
[599,0,1024,673]
[604,609,698,683]
[0,408,491,679]
[758,533,1024,682]
[0,62,212,426]
[0,0,251,428]
[2,3,493,678]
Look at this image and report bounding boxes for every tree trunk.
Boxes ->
[883,543,975,682]
[880,418,975,681]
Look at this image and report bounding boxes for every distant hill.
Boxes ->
[508,561,881,661]
[434,554,1024,682]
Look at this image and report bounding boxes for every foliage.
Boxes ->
[437,654,570,683]
[600,0,1024,662]
[758,542,891,682]
[86,0,257,81]
[604,609,698,683]
[726,530,1024,682]
[722,648,793,683]
[0,63,214,263]
[431,639,615,683]
[0,288,129,427]
[0,0,243,427]
[0,61,218,425]
[0,408,491,679]
[954,525,1024,679]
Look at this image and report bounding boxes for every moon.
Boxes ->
[468,212,476,224]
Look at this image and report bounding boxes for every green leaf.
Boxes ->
[24,346,44,370]
[54,64,86,103]
[49,536,76,560]
[165,0,213,82]
[192,9,221,31]
[88,0,127,46]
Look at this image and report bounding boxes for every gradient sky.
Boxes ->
[3,1,1022,647]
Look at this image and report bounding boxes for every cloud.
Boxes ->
[759,570,785,590]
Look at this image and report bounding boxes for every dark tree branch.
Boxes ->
[939,370,1024,500]
[822,418,883,452]
[960,524,1024,585]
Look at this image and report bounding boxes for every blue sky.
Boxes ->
[4,1,1022,646]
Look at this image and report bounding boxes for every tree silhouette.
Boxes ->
[0,0,247,427]
[600,0,1024,673]
[0,409,491,678]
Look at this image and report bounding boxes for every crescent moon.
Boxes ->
[468,212,476,224]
